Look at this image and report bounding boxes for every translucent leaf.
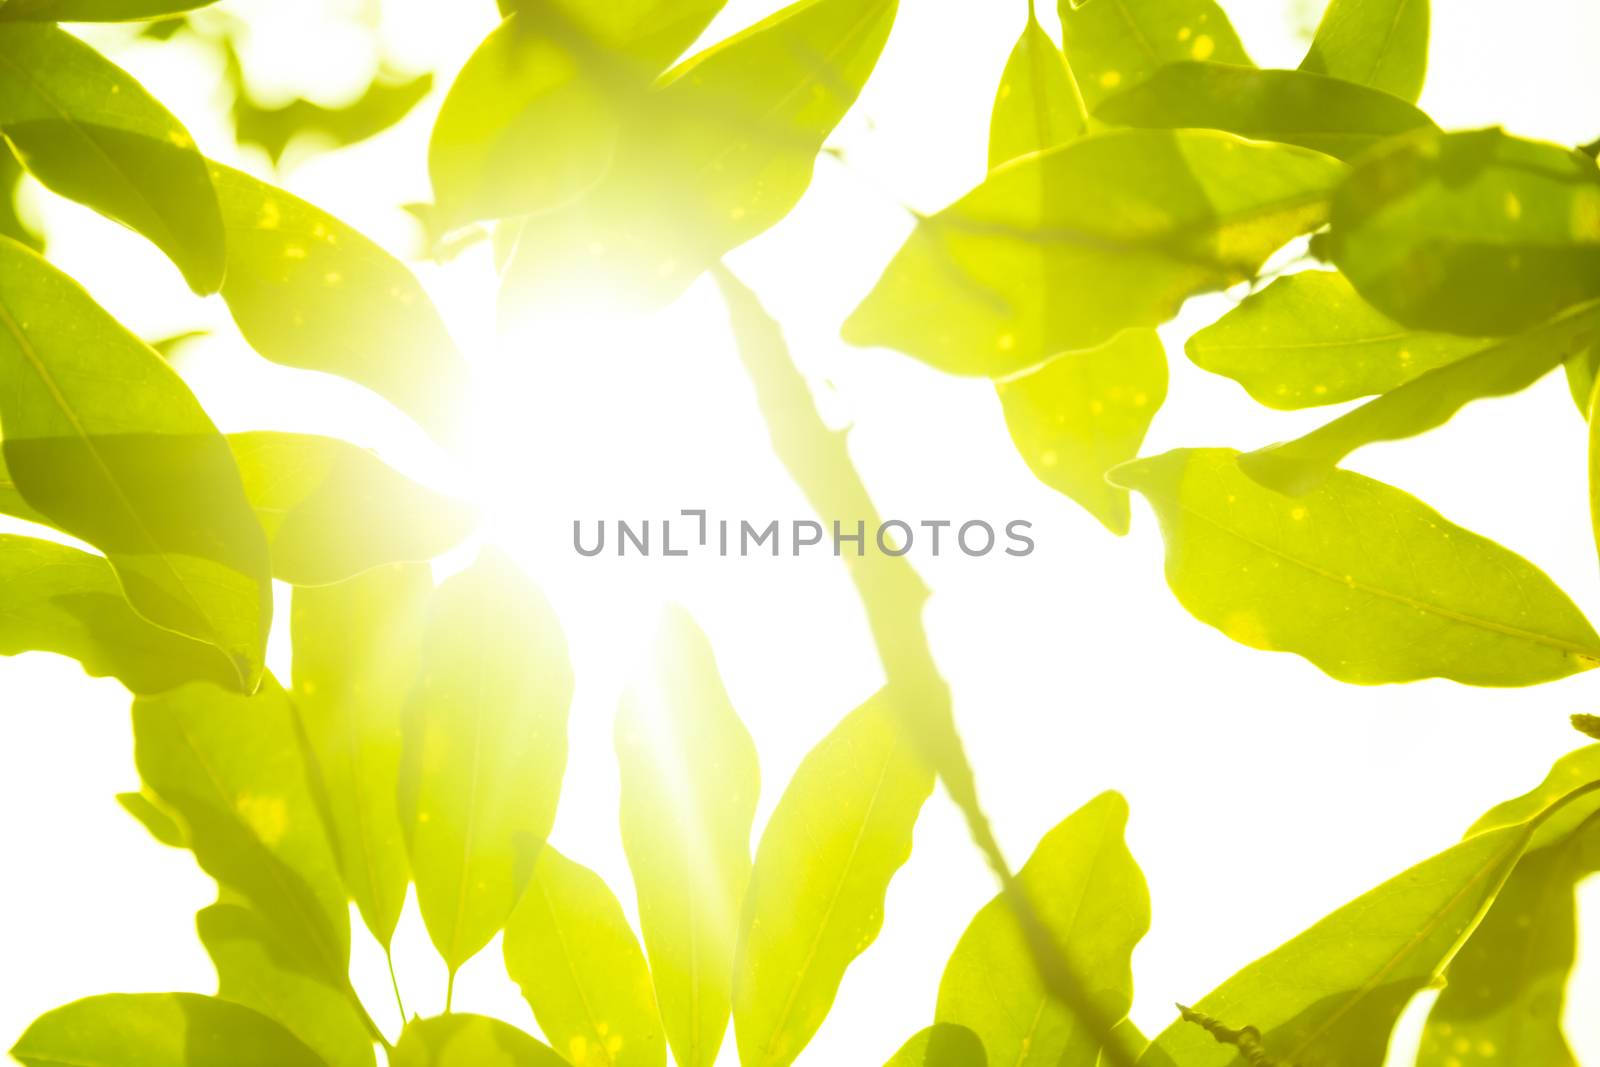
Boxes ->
[616,607,759,1067]
[0,240,272,689]
[292,563,431,946]
[0,24,224,292]
[494,0,730,73]
[998,330,1166,534]
[1058,0,1250,111]
[733,690,936,1067]
[1300,0,1429,105]
[393,1014,567,1067]
[937,792,1148,1067]
[0,146,42,251]
[503,847,666,1067]
[843,129,1345,377]
[1186,271,1488,410]
[116,788,188,847]
[1111,448,1600,686]
[0,0,221,20]
[989,11,1086,170]
[236,73,433,167]
[399,550,573,971]
[1325,127,1600,336]
[211,164,469,446]
[11,993,325,1067]
[1095,63,1435,161]
[884,1024,988,1067]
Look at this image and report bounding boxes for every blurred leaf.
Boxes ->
[1241,300,1600,494]
[0,23,224,292]
[134,676,354,993]
[393,1015,567,1067]
[843,129,1344,377]
[0,145,41,251]
[1186,270,1488,409]
[117,788,188,847]
[1111,448,1600,685]
[0,534,238,693]
[1325,127,1600,336]
[733,690,935,1067]
[1095,63,1435,161]
[148,329,209,360]
[1565,344,1598,414]
[616,607,760,1067]
[884,1024,988,1067]
[292,563,431,946]
[1058,0,1250,111]
[198,896,376,1067]
[988,10,1085,170]
[938,792,1147,1067]
[0,0,221,20]
[499,0,728,66]
[998,329,1166,534]
[210,163,469,446]
[11,993,325,1067]
[229,432,473,586]
[1300,0,1429,104]
[399,550,573,972]
[236,73,434,167]
[0,239,271,688]
[504,847,666,1067]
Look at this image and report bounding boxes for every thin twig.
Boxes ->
[1177,1004,1284,1067]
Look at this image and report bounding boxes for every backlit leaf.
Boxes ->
[393,1015,567,1067]
[884,1024,988,1067]
[495,0,730,73]
[998,330,1166,534]
[11,994,324,1067]
[1058,0,1250,111]
[503,847,665,1067]
[1300,0,1429,104]
[0,239,272,688]
[733,690,936,1067]
[1324,127,1600,336]
[235,72,434,167]
[844,130,1344,377]
[1186,270,1488,409]
[937,792,1148,1067]
[0,0,221,20]
[292,563,431,946]
[989,10,1086,170]
[1095,63,1435,161]
[116,788,187,847]
[1111,448,1600,685]
[0,146,41,251]
[399,550,573,972]
[0,24,224,292]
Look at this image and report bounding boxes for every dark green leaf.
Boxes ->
[843,129,1344,377]
[0,23,224,292]
[393,1015,567,1067]
[1095,63,1435,161]
[11,993,325,1067]
[0,0,221,20]
[399,550,573,971]
[117,788,188,847]
[937,792,1147,1067]
[989,11,1085,169]
[1058,0,1250,111]
[0,239,272,688]
[235,73,434,167]
[1111,448,1600,685]
[1185,270,1488,409]
[1300,0,1429,104]
[733,690,936,1067]
[884,1024,988,1067]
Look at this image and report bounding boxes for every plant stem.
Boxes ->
[444,968,457,1015]
[386,948,408,1024]
[713,263,1148,1067]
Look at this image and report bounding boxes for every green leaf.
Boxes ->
[1058,0,1250,111]
[12,993,326,1067]
[198,896,376,1067]
[117,788,188,847]
[0,534,238,693]
[235,72,434,167]
[884,1024,988,1067]
[1466,746,1600,851]
[1565,344,1598,415]
[998,329,1166,534]
[229,433,474,587]
[843,129,1344,377]
[938,792,1147,1067]
[0,24,224,292]
[292,563,431,947]
[0,145,42,251]
[1094,63,1435,161]
[1185,270,1488,409]
[393,1015,567,1067]
[733,690,936,1067]
[988,11,1086,170]
[0,0,221,20]
[0,239,272,688]
[399,550,574,972]
[496,0,731,72]
[503,847,665,1067]
[1110,448,1600,685]
[1300,0,1429,105]
[1324,127,1600,336]
[616,607,760,1067]
[1240,300,1600,494]
[133,676,353,993]
[210,164,469,446]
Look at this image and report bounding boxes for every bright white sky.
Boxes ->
[4,0,1600,1063]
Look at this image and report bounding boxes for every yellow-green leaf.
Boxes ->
[1300,0,1429,104]
[12,994,325,1067]
[503,847,665,1067]
[393,1015,567,1067]
[495,0,729,72]
[116,788,188,847]
[884,1024,988,1067]
[733,690,935,1067]
[1058,0,1250,111]
[989,11,1086,170]
[1111,448,1600,685]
